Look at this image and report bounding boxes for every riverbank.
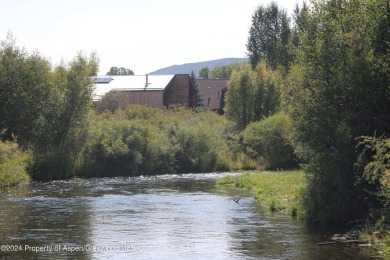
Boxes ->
[217,170,305,216]
[218,171,389,259]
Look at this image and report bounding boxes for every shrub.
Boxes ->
[241,112,298,170]
[0,139,30,187]
[78,106,234,177]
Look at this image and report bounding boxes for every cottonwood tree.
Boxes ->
[34,52,99,180]
[225,62,279,128]
[0,34,52,146]
[282,0,390,225]
[210,62,243,79]
[246,1,291,70]
[199,66,210,79]
[106,66,134,76]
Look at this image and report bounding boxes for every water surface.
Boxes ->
[0,173,371,259]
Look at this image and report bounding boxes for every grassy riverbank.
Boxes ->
[218,170,305,216]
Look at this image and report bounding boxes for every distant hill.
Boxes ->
[149,58,248,76]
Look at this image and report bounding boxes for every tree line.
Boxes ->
[0,33,98,180]
[224,0,389,228]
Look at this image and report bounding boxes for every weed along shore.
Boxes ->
[218,171,305,216]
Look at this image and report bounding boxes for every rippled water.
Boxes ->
[0,173,371,259]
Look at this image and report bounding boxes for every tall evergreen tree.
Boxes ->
[190,70,204,107]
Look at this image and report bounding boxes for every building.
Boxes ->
[93,74,196,109]
[197,78,228,114]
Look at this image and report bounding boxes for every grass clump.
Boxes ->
[0,139,30,188]
[218,170,305,216]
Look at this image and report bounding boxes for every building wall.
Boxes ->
[163,75,195,108]
[114,90,164,108]
[197,79,228,111]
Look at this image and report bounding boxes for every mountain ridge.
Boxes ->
[149,57,248,76]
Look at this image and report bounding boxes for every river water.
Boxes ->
[0,173,371,259]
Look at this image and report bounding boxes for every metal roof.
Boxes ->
[93,75,175,101]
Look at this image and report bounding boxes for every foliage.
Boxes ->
[241,112,297,170]
[225,62,279,128]
[31,52,99,180]
[209,62,244,79]
[281,0,390,225]
[94,91,130,113]
[0,139,30,187]
[0,33,52,147]
[357,136,390,223]
[218,171,305,216]
[79,106,235,177]
[106,66,134,76]
[246,1,292,70]
[199,66,210,79]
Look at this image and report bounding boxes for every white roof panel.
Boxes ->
[93,75,174,101]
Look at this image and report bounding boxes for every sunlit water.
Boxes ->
[0,173,371,259]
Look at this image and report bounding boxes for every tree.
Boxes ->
[225,62,279,128]
[246,1,292,70]
[190,70,204,107]
[0,33,52,146]
[106,66,134,76]
[210,62,244,79]
[199,66,210,79]
[282,0,390,225]
[32,52,99,180]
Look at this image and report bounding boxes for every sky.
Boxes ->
[0,0,298,75]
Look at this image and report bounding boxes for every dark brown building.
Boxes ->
[197,78,228,113]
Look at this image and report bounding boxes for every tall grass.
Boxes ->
[218,171,306,216]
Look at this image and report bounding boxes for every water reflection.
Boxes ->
[0,173,371,259]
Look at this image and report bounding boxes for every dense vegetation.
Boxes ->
[0,33,98,181]
[238,0,389,256]
[78,107,236,177]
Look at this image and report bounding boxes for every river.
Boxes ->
[0,173,371,259]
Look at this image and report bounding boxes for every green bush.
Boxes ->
[78,106,234,177]
[0,140,30,187]
[241,112,298,170]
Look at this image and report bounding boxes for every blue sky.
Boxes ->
[0,0,299,75]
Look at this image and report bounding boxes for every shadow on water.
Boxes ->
[0,173,374,259]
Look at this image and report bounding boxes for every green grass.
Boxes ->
[218,170,306,216]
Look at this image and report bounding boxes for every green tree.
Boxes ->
[210,62,244,79]
[32,52,99,180]
[190,70,204,107]
[106,66,134,76]
[199,66,210,79]
[225,62,279,128]
[282,0,390,224]
[0,34,52,146]
[247,1,292,70]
